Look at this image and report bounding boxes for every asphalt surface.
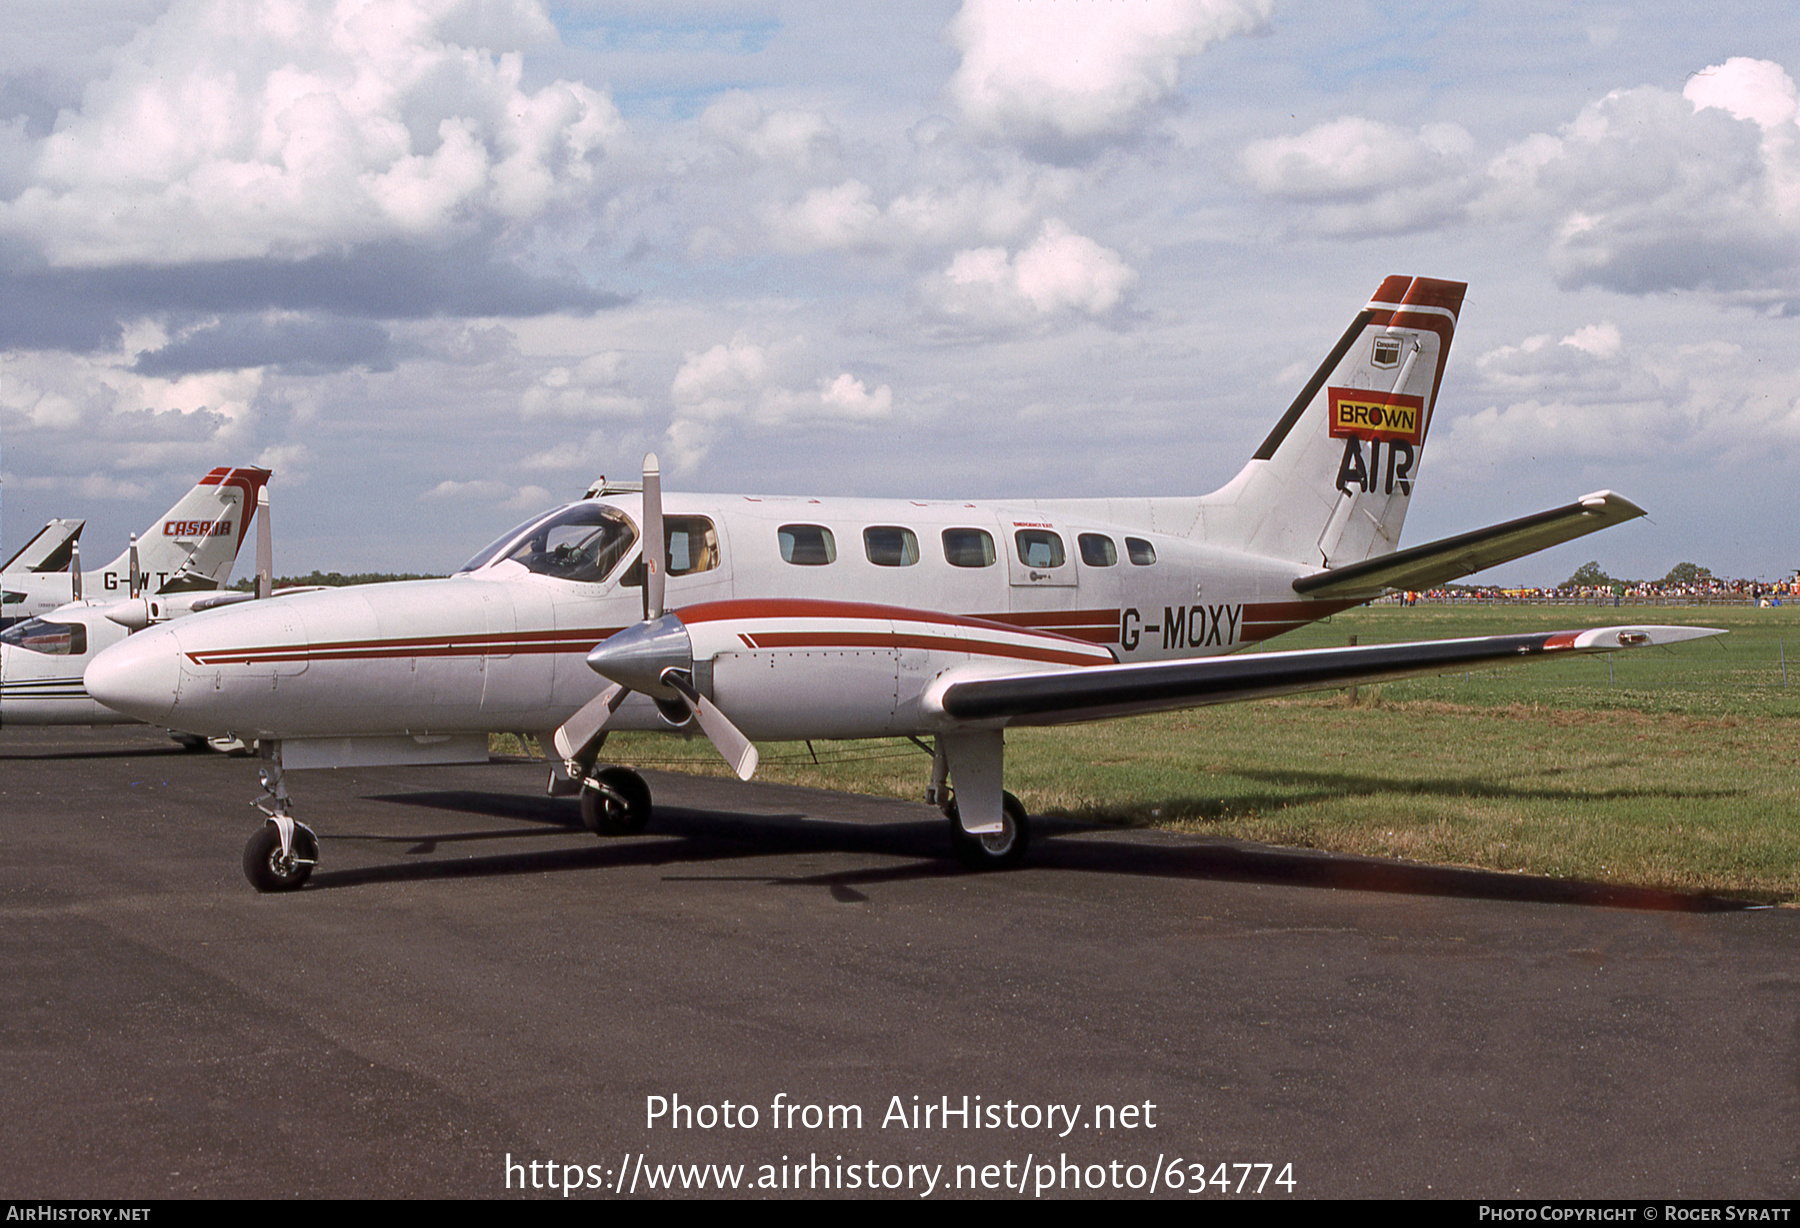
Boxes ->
[2,725,1796,1200]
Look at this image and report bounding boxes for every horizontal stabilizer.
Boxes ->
[1292,491,1646,599]
[935,624,1722,727]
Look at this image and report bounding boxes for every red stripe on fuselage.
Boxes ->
[679,598,1113,646]
[185,626,623,667]
[739,629,1111,668]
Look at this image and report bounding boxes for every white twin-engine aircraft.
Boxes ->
[1,467,270,727]
[86,276,1720,892]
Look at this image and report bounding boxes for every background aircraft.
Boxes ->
[1,467,269,627]
[84,277,1720,891]
[0,469,270,729]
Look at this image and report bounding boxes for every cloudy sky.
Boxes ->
[3,0,1797,585]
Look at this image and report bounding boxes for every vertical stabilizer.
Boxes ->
[1206,276,1466,567]
[94,468,272,594]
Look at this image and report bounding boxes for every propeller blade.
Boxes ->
[128,534,141,598]
[662,670,759,781]
[552,683,629,766]
[641,452,664,622]
[255,486,273,600]
[70,539,82,602]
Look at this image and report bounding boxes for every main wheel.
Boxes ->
[242,822,318,892]
[946,790,1030,870]
[580,766,653,835]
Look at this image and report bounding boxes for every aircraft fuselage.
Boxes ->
[88,490,1345,744]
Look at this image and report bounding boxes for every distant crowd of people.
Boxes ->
[1391,577,1792,605]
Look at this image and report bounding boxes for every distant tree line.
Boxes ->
[229,570,444,591]
[1560,560,1714,590]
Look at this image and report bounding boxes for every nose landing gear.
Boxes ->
[242,754,318,892]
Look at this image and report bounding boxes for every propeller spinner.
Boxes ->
[551,454,760,783]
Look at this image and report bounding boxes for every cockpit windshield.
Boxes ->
[463,502,640,584]
[456,507,561,575]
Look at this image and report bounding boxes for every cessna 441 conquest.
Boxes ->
[84,277,1720,891]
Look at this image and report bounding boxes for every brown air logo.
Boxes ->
[1327,388,1425,445]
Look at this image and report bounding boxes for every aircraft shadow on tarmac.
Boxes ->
[312,783,1750,914]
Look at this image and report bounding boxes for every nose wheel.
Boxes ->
[579,765,653,835]
[242,750,318,891]
[243,820,318,892]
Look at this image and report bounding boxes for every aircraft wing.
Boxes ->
[1291,491,1645,600]
[932,624,1720,727]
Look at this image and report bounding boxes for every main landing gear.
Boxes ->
[940,789,1031,870]
[243,754,318,892]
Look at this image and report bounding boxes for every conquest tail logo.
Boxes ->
[1327,388,1425,445]
[165,519,233,538]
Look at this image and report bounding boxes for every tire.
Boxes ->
[580,766,652,835]
[947,791,1030,870]
[243,823,317,892]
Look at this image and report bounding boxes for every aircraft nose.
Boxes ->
[86,625,182,725]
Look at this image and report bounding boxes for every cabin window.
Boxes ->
[942,528,996,568]
[863,526,919,567]
[1078,533,1117,567]
[779,524,837,565]
[620,516,721,585]
[0,618,86,656]
[1014,529,1065,570]
[1126,537,1157,565]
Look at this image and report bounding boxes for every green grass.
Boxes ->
[517,603,1800,902]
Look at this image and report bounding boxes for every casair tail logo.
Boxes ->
[165,519,233,538]
[1328,388,1425,445]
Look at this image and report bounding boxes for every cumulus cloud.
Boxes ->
[946,0,1271,149]
[763,171,1063,254]
[0,0,626,267]
[924,219,1135,327]
[700,91,839,170]
[1479,58,1800,297]
[519,352,645,419]
[1433,320,1800,478]
[1240,117,1478,235]
[420,478,554,510]
[664,336,895,470]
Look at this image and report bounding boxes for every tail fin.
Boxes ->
[2,519,84,574]
[95,467,272,594]
[1205,276,1466,567]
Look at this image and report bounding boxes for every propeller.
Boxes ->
[128,534,141,599]
[255,485,273,600]
[551,453,760,782]
[70,539,82,602]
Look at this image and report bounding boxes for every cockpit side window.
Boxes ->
[0,618,87,656]
[494,504,640,584]
[620,517,722,585]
